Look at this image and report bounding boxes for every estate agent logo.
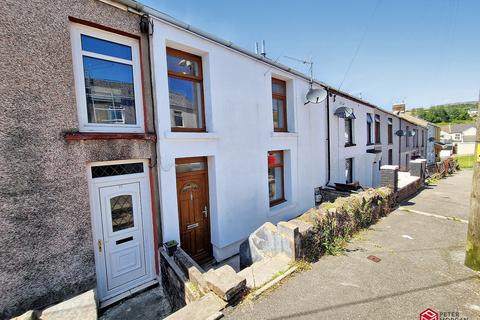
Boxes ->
[420,308,438,320]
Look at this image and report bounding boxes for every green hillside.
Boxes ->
[410,102,477,125]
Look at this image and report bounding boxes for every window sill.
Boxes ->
[344,143,356,148]
[64,132,156,142]
[164,131,219,141]
[269,201,297,217]
[271,132,298,138]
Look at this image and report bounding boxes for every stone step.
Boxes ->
[238,254,292,289]
[164,292,227,320]
[203,265,246,302]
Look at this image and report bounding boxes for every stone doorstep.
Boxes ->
[164,292,227,320]
[238,254,292,289]
[203,265,247,302]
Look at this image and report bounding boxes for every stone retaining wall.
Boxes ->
[159,248,201,311]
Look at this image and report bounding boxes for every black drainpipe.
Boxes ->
[398,117,402,165]
[326,89,331,185]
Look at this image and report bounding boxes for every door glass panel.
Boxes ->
[176,162,207,174]
[110,195,134,232]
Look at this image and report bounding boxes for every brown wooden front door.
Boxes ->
[175,157,212,264]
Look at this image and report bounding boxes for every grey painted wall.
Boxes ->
[0,0,158,317]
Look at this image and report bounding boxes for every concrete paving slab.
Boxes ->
[238,254,291,289]
[225,170,480,320]
[164,292,227,320]
[99,285,172,320]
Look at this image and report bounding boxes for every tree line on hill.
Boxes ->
[410,102,476,124]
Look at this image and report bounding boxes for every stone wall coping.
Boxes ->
[380,165,399,170]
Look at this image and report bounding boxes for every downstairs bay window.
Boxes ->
[268,151,285,206]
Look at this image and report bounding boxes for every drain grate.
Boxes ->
[367,255,381,263]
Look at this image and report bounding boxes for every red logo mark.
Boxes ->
[420,308,438,320]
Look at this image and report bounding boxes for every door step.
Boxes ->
[100,279,158,309]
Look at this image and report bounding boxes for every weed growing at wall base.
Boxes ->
[301,188,394,261]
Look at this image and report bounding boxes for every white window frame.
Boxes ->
[70,23,144,133]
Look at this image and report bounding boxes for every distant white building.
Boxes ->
[440,124,476,155]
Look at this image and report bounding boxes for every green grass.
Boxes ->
[456,154,475,169]
[435,119,475,126]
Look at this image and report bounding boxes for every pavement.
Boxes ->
[224,170,480,320]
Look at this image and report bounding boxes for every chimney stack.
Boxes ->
[393,103,406,114]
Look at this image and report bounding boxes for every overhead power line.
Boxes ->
[338,0,382,91]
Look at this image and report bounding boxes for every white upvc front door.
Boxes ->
[89,160,155,304]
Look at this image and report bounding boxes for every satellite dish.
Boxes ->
[395,129,405,136]
[305,87,328,105]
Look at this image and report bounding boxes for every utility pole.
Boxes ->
[465,89,480,271]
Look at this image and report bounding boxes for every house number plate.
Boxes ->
[186,223,199,230]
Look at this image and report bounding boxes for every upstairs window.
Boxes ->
[374,114,381,144]
[388,149,393,165]
[70,23,144,132]
[421,130,424,147]
[414,129,419,147]
[366,114,373,145]
[345,118,354,146]
[268,151,285,206]
[167,48,205,132]
[272,78,287,132]
[388,118,393,144]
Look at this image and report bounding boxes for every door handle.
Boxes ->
[98,240,102,253]
[202,206,208,218]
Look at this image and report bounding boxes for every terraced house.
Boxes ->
[0,0,432,317]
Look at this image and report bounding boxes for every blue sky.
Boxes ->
[143,0,479,109]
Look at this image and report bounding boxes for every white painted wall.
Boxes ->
[328,96,400,188]
[426,124,437,165]
[151,18,327,260]
[397,118,426,171]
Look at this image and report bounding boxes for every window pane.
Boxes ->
[167,53,200,77]
[175,162,207,173]
[169,77,203,128]
[375,114,380,122]
[272,80,286,95]
[81,35,132,60]
[268,167,283,201]
[345,119,352,144]
[83,56,136,124]
[268,152,283,167]
[110,195,134,232]
[367,114,373,123]
[345,158,353,183]
[273,98,285,129]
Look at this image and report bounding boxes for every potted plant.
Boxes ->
[164,240,178,256]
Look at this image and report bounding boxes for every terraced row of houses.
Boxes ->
[0,0,436,317]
